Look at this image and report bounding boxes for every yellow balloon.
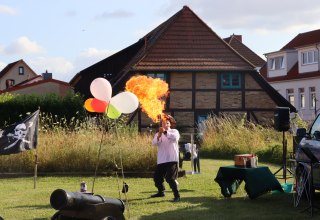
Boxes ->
[106,104,121,119]
[84,98,95,112]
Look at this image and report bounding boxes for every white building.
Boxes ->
[260,29,320,122]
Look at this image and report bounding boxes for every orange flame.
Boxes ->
[125,75,169,122]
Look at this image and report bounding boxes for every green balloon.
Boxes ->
[106,104,121,119]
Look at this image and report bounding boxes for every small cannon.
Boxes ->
[50,189,125,220]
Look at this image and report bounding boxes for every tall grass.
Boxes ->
[0,113,157,173]
[0,112,304,173]
[199,113,293,163]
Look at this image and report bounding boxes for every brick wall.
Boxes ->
[245,74,261,89]
[170,72,192,89]
[196,73,217,89]
[174,112,194,127]
[245,91,276,108]
[170,91,192,108]
[220,91,242,109]
[195,91,216,108]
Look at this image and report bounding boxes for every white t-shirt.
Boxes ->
[185,143,198,159]
[152,128,180,164]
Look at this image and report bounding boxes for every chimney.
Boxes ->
[42,70,52,80]
[232,34,242,42]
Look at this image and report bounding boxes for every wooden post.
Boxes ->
[34,152,38,189]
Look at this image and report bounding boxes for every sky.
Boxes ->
[1,0,320,82]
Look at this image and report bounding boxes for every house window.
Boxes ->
[287,88,294,106]
[310,87,316,109]
[147,73,166,81]
[302,50,318,65]
[221,73,241,89]
[269,56,285,70]
[299,88,305,108]
[5,79,15,89]
[19,66,24,75]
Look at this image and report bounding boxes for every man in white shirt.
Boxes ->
[151,115,181,202]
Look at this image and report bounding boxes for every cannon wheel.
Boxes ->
[51,211,61,220]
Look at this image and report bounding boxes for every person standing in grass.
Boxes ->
[151,115,181,202]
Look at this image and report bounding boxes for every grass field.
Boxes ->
[0,159,313,220]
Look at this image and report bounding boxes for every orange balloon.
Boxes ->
[84,98,95,112]
[91,98,108,113]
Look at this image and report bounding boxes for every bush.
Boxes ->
[0,92,86,128]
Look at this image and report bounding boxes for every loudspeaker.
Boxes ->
[274,107,290,131]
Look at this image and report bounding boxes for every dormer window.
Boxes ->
[269,56,285,70]
[302,50,318,65]
[19,66,24,75]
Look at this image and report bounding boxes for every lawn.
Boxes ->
[0,159,312,220]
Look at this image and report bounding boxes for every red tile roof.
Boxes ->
[224,35,266,67]
[0,78,71,94]
[133,6,254,71]
[0,60,20,78]
[261,29,320,82]
[281,29,320,50]
[0,59,38,79]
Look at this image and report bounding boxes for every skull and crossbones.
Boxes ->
[4,122,33,150]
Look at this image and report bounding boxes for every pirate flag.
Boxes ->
[0,110,39,155]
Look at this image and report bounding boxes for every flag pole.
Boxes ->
[34,107,40,189]
[34,151,38,189]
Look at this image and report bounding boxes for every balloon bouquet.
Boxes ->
[82,78,139,204]
[84,77,139,118]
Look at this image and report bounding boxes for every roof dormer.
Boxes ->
[297,45,319,74]
[265,50,297,78]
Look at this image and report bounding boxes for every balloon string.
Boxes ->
[115,121,130,219]
[91,127,105,193]
[91,101,110,193]
[119,147,130,218]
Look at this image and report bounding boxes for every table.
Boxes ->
[214,166,283,199]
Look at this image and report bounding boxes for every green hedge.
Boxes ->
[0,92,86,127]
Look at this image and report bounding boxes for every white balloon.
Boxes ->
[110,92,139,114]
[90,78,112,101]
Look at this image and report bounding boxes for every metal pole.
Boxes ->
[190,133,194,174]
[283,131,287,183]
[315,97,318,118]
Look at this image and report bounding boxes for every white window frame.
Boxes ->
[302,50,318,65]
[299,88,305,109]
[287,88,294,106]
[18,66,24,75]
[310,87,316,109]
[269,56,285,70]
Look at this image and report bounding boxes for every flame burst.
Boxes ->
[125,75,169,122]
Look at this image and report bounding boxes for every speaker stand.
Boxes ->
[274,131,293,182]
